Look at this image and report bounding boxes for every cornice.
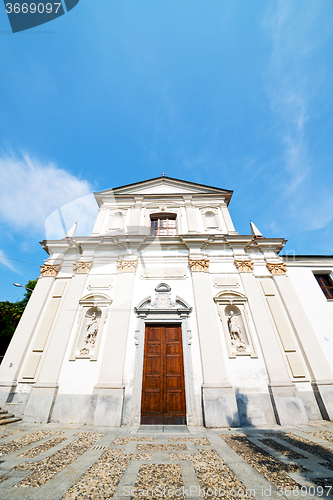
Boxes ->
[282,255,333,267]
[41,234,288,260]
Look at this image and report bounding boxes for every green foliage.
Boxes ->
[0,279,38,356]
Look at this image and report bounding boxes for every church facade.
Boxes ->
[1,176,333,428]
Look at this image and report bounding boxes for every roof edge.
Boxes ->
[94,176,233,196]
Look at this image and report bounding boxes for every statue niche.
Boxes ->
[225,305,250,354]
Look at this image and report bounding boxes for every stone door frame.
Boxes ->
[129,283,201,426]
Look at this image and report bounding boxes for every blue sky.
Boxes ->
[0,0,333,301]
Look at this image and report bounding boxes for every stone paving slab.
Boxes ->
[0,421,333,499]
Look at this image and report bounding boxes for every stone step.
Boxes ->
[0,417,22,425]
[0,407,22,425]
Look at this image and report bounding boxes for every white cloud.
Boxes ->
[0,249,18,273]
[264,1,333,232]
[0,152,94,237]
[45,194,98,239]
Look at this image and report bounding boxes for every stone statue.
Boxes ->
[86,312,98,341]
[227,311,245,346]
[80,312,99,354]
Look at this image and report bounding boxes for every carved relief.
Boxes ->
[188,258,210,272]
[40,263,61,277]
[266,262,287,275]
[117,259,138,273]
[73,261,93,274]
[234,260,254,273]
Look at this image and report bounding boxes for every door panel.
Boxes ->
[141,324,186,425]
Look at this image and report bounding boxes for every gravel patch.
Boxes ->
[306,477,333,496]
[132,464,185,500]
[170,449,254,499]
[260,438,307,460]
[18,436,67,458]
[0,431,64,456]
[168,438,211,446]
[221,434,305,491]
[136,444,187,451]
[0,475,9,483]
[14,432,103,488]
[113,437,156,445]
[306,431,333,444]
[265,433,333,467]
[61,450,152,500]
[0,429,20,440]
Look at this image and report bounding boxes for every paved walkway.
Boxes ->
[1,420,333,499]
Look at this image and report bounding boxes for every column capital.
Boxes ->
[266,262,287,275]
[117,259,138,273]
[73,260,93,274]
[40,263,61,277]
[188,258,209,272]
[234,259,254,273]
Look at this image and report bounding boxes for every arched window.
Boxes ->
[150,214,177,236]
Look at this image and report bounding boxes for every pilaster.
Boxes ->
[0,277,55,405]
[183,197,199,233]
[189,257,239,427]
[274,274,333,420]
[240,271,308,425]
[91,206,108,235]
[220,202,237,235]
[93,259,138,426]
[128,197,143,233]
[23,272,88,422]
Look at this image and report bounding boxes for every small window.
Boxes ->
[150,215,177,236]
[314,274,333,299]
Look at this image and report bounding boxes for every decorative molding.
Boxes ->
[40,263,61,277]
[117,259,138,273]
[199,206,218,215]
[73,261,93,274]
[266,262,287,275]
[188,258,209,272]
[134,283,192,318]
[234,259,254,273]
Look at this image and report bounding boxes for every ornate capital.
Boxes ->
[73,261,93,274]
[117,259,138,273]
[266,262,287,275]
[234,260,254,273]
[188,258,210,272]
[40,263,61,277]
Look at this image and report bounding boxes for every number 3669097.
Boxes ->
[5,3,62,14]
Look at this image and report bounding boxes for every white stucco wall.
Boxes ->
[287,266,333,369]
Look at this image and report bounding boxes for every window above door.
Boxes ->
[150,214,177,236]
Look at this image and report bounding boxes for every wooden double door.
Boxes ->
[141,324,186,425]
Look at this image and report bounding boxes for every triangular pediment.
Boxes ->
[94,176,232,205]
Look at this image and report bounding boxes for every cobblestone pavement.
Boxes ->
[1,421,333,499]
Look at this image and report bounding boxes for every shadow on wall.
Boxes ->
[234,389,254,427]
[225,389,254,428]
